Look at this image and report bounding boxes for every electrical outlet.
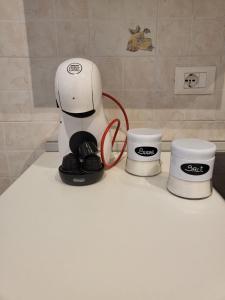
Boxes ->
[184,73,200,88]
[175,66,216,95]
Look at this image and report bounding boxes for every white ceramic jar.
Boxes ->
[126,128,162,176]
[167,138,216,199]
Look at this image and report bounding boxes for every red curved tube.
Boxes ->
[101,92,129,169]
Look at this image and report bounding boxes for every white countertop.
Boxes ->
[0,152,225,300]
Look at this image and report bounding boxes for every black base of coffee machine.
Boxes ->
[59,131,104,186]
[59,164,104,186]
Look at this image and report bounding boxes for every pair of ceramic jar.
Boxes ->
[125,128,216,200]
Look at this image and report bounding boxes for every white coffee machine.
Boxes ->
[55,58,111,162]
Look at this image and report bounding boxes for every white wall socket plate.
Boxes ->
[174,66,216,95]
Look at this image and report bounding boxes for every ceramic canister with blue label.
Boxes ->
[167,138,216,199]
[126,128,162,176]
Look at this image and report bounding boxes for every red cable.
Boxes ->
[101,92,129,169]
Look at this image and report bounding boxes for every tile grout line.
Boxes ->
[87,0,92,59]
[189,0,195,57]
[0,16,222,23]
[154,0,160,58]
[1,122,11,178]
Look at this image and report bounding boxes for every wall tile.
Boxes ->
[176,121,225,140]
[174,94,219,109]
[26,21,57,57]
[129,121,225,141]
[216,111,225,121]
[57,20,90,57]
[123,90,177,109]
[103,90,124,108]
[215,83,225,120]
[124,0,157,19]
[86,2,161,23]
[0,177,11,195]
[148,91,175,109]
[0,124,5,150]
[89,3,156,56]
[4,122,58,151]
[216,90,224,111]
[123,90,157,108]
[126,108,153,121]
[0,22,28,57]
[4,123,34,150]
[124,57,158,90]
[0,0,24,20]
[156,59,174,92]
[141,56,224,95]
[0,58,31,90]
[105,108,129,126]
[23,0,54,20]
[217,61,225,92]
[156,57,190,91]
[193,0,225,18]
[122,19,156,56]
[122,56,193,99]
[31,108,59,121]
[0,152,9,176]
[158,0,193,17]
[56,0,88,19]
[216,56,225,121]
[186,55,221,66]
[29,122,58,149]
[187,56,224,90]
[123,90,151,108]
[89,0,124,20]
[155,55,223,94]
[157,19,191,56]
[151,109,185,121]
[185,109,216,121]
[90,20,123,56]
[30,58,58,107]
[92,57,123,90]
[0,91,32,121]
[123,89,220,110]
[191,19,225,56]
[162,121,201,140]
[221,55,225,80]
[106,108,152,123]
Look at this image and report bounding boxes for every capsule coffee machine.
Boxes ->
[55,58,111,185]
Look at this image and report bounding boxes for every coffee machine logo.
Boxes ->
[181,163,210,176]
[67,63,82,75]
[135,146,158,157]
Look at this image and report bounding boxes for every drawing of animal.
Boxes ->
[127,25,153,52]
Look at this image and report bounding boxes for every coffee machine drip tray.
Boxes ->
[213,152,225,199]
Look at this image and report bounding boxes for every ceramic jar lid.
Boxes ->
[171,138,216,160]
[127,128,162,143]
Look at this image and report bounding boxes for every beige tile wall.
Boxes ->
[0,0,225,194]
